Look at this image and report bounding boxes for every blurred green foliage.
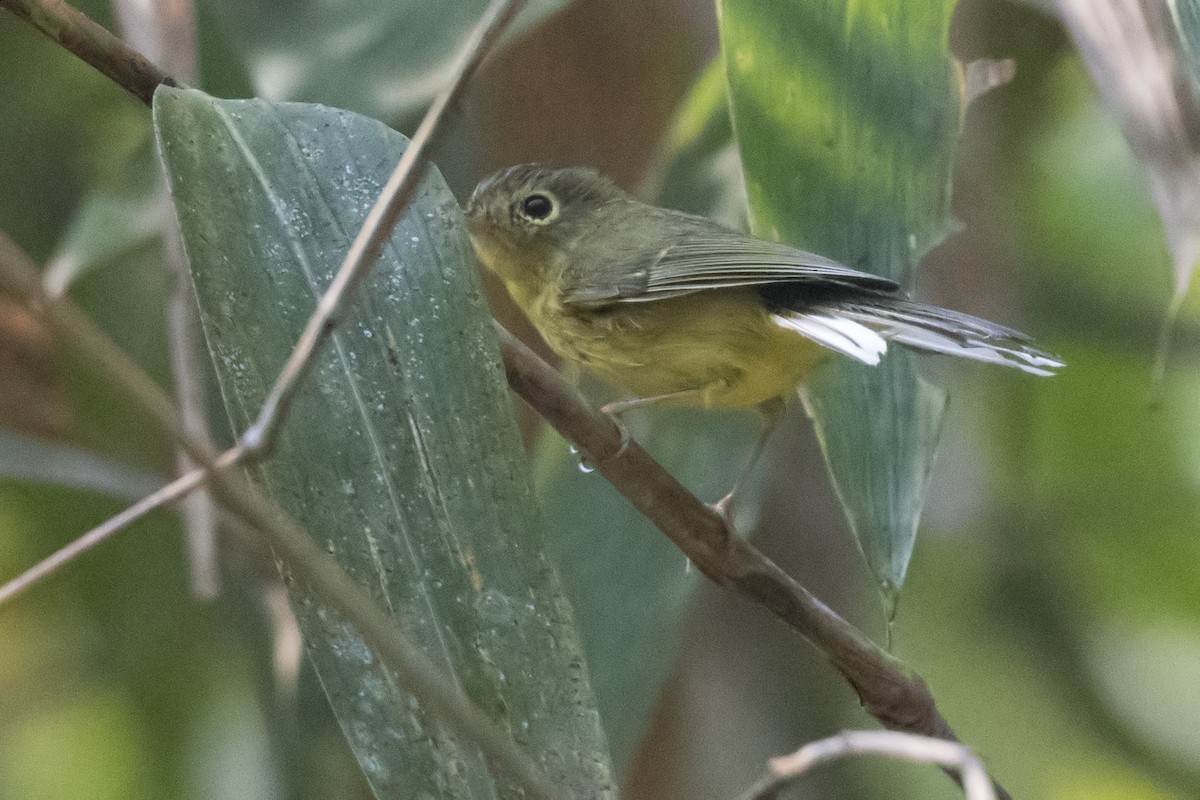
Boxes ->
[1,1,1199,799]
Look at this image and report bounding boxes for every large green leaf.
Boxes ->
[199,0,568,124]
[717,0,960,612]
[153,87,614,799]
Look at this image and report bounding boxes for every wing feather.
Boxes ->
[561,229,896,307]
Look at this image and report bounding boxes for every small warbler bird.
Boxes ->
[466,164,1060,505]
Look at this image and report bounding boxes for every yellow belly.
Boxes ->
[527,288,828,409]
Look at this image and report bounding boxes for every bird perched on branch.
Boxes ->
[466,164,1061,508]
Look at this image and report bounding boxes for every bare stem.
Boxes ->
[734,730,996,800]
[0,449,234,606]
[116,0,216,601]
[165,217,221,599]
[238,0,523,458]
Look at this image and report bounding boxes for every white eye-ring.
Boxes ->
[517,191,558,224]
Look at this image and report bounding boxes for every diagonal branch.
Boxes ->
[0,449,223,606]
[495,325,965,747]
[0,0,179,102]
[236,0,523,458]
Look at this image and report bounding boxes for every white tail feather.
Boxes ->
[771,312,888,365]
[773,305,1063,376]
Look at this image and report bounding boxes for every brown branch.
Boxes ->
[496,325,946,730]
[496,323,1012,799]
[0,0,179,103]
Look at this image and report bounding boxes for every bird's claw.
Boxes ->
[598,407,632,459]
[711,492,737,527]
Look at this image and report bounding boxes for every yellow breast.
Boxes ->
[524,285,828,409]
[473,239,828,409]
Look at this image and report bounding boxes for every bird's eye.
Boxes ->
[519,192,556,222]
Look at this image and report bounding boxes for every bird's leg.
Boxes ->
[600,387,711,417]
[713,396,787,523]
[600,388,709,457]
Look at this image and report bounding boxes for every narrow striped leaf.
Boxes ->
[718,0,961,611]
[154,86,615,799]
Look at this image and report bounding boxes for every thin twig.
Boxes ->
[0,443,556,800]
[0,447,240,606]
[3,0,523,589]
[164,215,221,598]
[237,0,523,458]
[0,0,180,102]
[0,232,558,800]
[733,730,996,800]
